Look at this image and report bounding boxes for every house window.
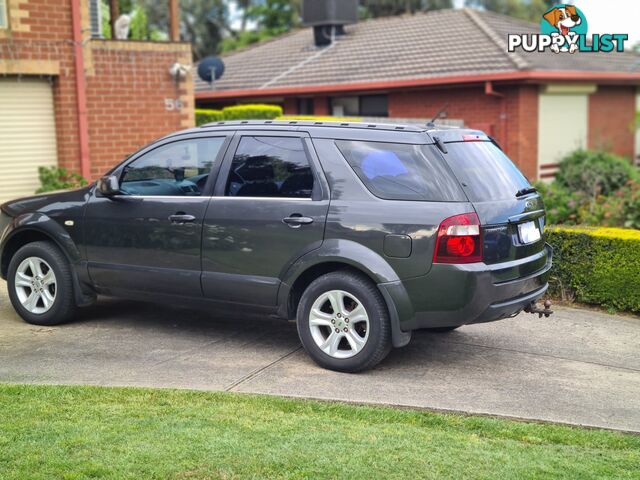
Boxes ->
[298,98,314,115]
[0,0,8,29]
[89,0,102,38]
[360,95,388,117]
[330,95,388,117]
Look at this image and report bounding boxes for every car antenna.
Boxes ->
[426,102,448,128]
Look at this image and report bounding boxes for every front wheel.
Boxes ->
[7,241,76,326]
[297,271,391,373]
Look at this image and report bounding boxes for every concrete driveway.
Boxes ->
[1,283,639,432]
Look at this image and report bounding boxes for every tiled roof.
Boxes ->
[195,8,640,94]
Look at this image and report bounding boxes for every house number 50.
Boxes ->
[164,98,184,111]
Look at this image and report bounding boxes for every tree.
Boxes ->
[359,0,453,18]
[464,0,556,23]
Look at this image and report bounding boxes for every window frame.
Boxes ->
[213,130,327,201]
[101,132,233,199]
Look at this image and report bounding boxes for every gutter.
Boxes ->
[71,0,91,180]
[196,70,640,101]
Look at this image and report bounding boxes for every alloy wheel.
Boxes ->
[14,256,57,314]
[308,289,369,359]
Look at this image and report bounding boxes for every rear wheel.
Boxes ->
[7,241,76,326]
[297,271,391,373]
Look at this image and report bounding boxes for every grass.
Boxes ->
[0,385,639,479]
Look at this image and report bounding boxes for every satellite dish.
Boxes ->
[197,56,225,83]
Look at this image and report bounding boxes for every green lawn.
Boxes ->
[0,385,638,479]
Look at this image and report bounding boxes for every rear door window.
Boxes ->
[225,136,314,198]
[335,140,465,201]
[444,141,530,201]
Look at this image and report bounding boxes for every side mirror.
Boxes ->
[97,174,120,197]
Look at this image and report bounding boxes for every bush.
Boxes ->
[195,109,224,125]
[221,104,282,121]
[195,104,282,126]
[546,226,640,313]
[36,166,87,194]
[554,149,637,197]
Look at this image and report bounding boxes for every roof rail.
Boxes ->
[198,119,427,132]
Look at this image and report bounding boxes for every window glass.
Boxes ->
[360,95,388,117]
[0,0,7,28]
[226,137,314,198]
[445,142,530,201]
[336,140,466,202]
[120,137,225,196]
[331,96,359,116]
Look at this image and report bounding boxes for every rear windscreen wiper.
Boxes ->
[516,186,537,197]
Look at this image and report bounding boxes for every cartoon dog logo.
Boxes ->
[543,5,582,53]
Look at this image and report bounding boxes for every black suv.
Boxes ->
[0,121,551,372]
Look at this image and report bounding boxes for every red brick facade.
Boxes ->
[588,86,636,159]
[0,0,194,181]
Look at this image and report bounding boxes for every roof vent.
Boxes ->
[302,0,357,47]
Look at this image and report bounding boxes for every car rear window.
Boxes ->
[444,141,530,202]
[335,140,465,202]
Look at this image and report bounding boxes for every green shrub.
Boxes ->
[36,166,87,194]
[195,104,282,126]
[220,104,282,121]
[554,149,637,197]
[546,226,640,313]
[195,109,224,125]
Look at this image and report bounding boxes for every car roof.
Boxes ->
[165,120,487,144]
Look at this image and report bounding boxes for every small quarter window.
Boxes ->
[336,140,465,202]
[225,136,314,198]
[120,137,225,196]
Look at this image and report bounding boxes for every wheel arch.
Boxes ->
[278,239,412,348]
[1,217,95,306]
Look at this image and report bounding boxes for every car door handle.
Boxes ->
[169,214,196,224]
[283,215,314,227]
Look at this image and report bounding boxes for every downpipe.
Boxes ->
[524,299,554,318]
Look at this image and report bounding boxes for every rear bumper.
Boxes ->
[379,243,553,331]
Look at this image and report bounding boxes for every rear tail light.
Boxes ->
[433,212,483,264]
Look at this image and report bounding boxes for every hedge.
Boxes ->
[195,104,282,125]
[546,226,640,313]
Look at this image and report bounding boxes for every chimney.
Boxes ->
[302,0,358,47]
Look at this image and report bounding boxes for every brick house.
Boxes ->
[0,0,194,202]
[195,9,640,181]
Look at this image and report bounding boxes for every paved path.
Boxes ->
[1,283,639,432]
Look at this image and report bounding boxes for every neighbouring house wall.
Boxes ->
[86,40,193,179]
[389,85,539,180]
[0,0,194,183]
[588,85,636,160]
[636,91,640,164]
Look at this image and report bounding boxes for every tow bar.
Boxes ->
[525,299,553,318]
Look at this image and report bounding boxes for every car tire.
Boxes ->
[297,270,391,373]
[7,241,76,326]
[424,326,460,333]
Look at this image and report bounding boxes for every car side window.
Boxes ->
[120,137,225,196]
[225,136,314,198]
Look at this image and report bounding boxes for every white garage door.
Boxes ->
[0,77,58,203]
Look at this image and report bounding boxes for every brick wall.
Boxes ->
[86,41,193,178]
[588,86,636,159]
[389,85,539,179]
[0,0,194,181]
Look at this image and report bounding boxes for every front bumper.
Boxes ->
[379,243,553,331]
